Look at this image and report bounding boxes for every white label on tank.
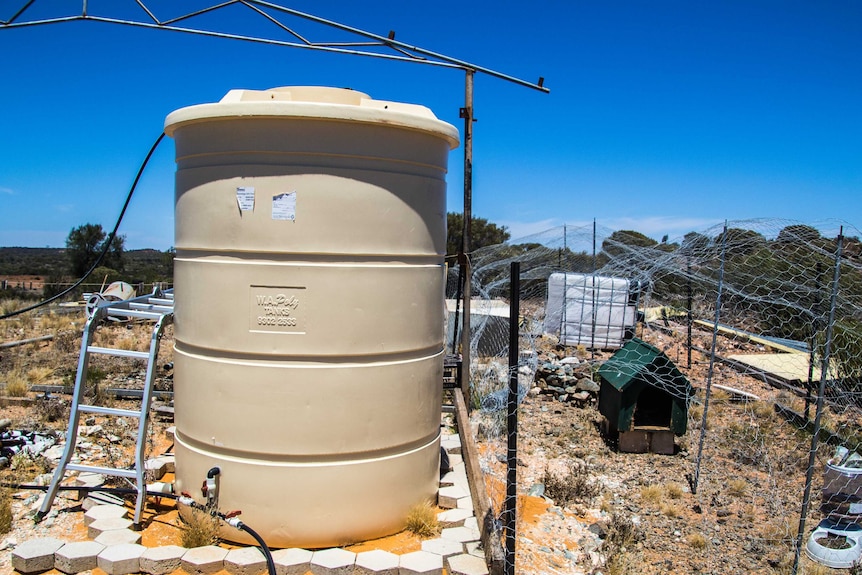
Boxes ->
[250,286,305,334]
[272,191,296,221]
[236,186,255,211]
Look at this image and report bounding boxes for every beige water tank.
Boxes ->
[164,86,459,547]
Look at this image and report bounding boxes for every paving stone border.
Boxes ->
[8,423,487,575]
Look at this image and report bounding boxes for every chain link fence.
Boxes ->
[448,219,862,575]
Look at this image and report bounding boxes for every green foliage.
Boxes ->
[65,223,126,277]
[446,212,510,256]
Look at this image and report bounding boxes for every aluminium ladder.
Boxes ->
[36,288,174,525]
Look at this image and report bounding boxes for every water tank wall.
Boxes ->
[164,86,459,547]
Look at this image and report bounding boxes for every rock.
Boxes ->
[527,483,545,497]
[560,356,580,365]
[576,378,600,393]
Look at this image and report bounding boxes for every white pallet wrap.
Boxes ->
[544,273,637,349]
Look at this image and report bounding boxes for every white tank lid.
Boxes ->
[165,86,459,149]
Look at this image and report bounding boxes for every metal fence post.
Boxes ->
[692,222,727,494]
[792,229,843,575]
[505,261,520,575]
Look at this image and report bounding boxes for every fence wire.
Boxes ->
[448,219,862,575]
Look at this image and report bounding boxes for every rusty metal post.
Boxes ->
[460,69,474,404]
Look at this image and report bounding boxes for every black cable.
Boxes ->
[1,132,166,320]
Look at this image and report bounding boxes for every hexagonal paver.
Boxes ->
[144,457,169,479]
[438,485,470,509]
[84,503,129,525]
[182,545,229,575]
[456,496,474,511]
[271,547,313,575]
[421,537,464,559]
[10,537,65,574]
[87,516,134,538]
[398,550,443,575]
[310,547,356,575]
[224,546,267,575]
[447,553,489,575]
[95,528,143,546]
[465,541,484,558]
[441,526,481,544]
[82,491,125,510]
[440,471,470,489]
[140,545,187,575]
[97,543,146,575]
[354,549,399,575]
[436,508,471,527]
[54,540,106,574]
[463,516,479,532]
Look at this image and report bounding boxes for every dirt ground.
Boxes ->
[1,302,860,575]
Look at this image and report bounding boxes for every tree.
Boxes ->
[65,223,125,277]
[446,212,510,257]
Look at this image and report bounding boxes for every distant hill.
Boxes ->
[0,247,173,281]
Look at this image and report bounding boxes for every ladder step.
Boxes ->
[66,463,137,479]
[87,346,150,359]
[107,308,164,320]
[147,298,174,306]
[78,405,141,418]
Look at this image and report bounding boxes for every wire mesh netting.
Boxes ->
[447,219,862,575]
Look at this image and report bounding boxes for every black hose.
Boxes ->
[0,132,166,320]
[235,521,277,575]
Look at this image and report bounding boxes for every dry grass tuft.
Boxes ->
[728,479,747,497]
[27,366,54,384]
[665,482,684,499]
[4,369,30,397]
[180,508,220,548]
[404,500,439,538]
[543,462,600,507]
[639,485,663,505]
[686,532,707,549]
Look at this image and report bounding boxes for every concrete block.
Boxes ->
[650,430,676,455]
[618,430,649,453]
[447,553,489,575]
[271,548,313,575]
[456,496,474,510]
[97,543,146,575]
[441,526,481,544]
[165,425,176,441]
[87,516,134,538]
[54,540,106,574]
[225,546,267,575]
[421,537,464,559]
[463,516,479,532]
[10,537,65,574]
[84,503,128,525]
[95,528,143,546]
[310,547,356,575]
[182,545,229,575]
[140,545,187,575]
[438,485,470,509]
[355,549,399,575]
[436,507,471,527]
[399,550,443,575]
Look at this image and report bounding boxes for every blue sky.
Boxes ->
[1,1,860,250]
